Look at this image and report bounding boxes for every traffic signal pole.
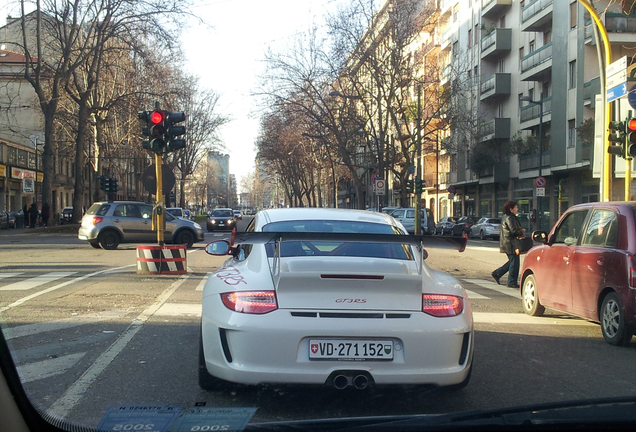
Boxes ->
[155,152,165,246]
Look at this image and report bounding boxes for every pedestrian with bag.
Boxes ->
[492,200,526,288]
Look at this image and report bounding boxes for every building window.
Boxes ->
[519,47,524,69]
[8,147,17,165]
[474,24,479,45]
[453,4,459,22]
[17,150,27,168]
[467,29,472,48]
[529,40,535,53]
[498,103,505,118]
[28,152,36,170]
[500,15,506,28]
[568,120,576,148]
[518,93,524,116]
[570,2,578,29]
[569,61,577,89]
[498,59,505,73]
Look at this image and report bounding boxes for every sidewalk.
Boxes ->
[0,224,80,236]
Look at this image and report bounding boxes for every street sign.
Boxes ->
[607,82,628,103]
[371,173,379,183]
[606,56,627,79]
[448,186,456,194]
[535,176,546,187]
[375,179,385,195]
[607,69,627,90]
[629,84,636,110]
[536,187,545,197]
[22,178,34,194]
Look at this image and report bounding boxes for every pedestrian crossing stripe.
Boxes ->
[0,272,77,291]
[0,273,23,280]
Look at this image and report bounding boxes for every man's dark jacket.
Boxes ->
[499,214,525,254]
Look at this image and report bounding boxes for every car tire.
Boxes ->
[521,274,544,316]
[98,231,120,250]
[199,328,223,391]
[176,230,195,248]
[89,242,101,249]
[600,292,634,346]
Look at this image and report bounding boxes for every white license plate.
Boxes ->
[309,339,393,360]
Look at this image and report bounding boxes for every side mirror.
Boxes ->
[531,230,548,244]
[205,240,232,256]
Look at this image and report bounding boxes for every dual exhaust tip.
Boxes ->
[330,371,372,390]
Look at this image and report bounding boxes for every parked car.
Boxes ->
[435,216,458,235]
[0,211,8,230]
[200,208,473,390]
[183,209,193,220]
[520,201,636,346]
[207,208,236,232]
[166,207,186,219]
[469,217,501,240]
[78,201,204,249]
[451,216,480,237]
[380,206,399,215]
[59,207,74,224]
[389,207,435,234]
[233,210,243,220]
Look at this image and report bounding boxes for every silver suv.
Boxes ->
[78,201,205,250]
[390,207,435,234]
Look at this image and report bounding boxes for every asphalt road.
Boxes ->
[0,221,635,428]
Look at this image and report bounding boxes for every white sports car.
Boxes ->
[199,208,473,390]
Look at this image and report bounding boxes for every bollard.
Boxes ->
[136,245,187,275]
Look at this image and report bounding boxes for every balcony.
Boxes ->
[520,0,553,32]
[520,42,552,82]
[481,0,512,18]
[583,77,600,107]
[480,73,511,101]
[520,96,552,125]
[440,64,451,85]
[479,118,510,142]
[440,0,455,15]
[585,13,636,45]
[481,28,512,60]
[519,151,551,171]
[439,24,453,51]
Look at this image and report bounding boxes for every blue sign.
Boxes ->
[629,85,636,110]
[607,82,627,103]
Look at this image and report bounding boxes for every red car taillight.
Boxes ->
[629,256,636,289]
[221,291,278,314]
[90,216,103,225]
[422,294,463,317]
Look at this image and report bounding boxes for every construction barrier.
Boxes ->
[136,245,187,275]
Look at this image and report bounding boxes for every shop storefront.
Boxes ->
[514,179,534,233]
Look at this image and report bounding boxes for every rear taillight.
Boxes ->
[629,256,636,289]
[422,294,463,317]
[90,216,103,225]
[221,291,278,314]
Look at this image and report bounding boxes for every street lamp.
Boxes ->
[520,93,544,230]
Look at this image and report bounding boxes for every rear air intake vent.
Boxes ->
[290,312,411,319]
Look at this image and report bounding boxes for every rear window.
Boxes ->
[85,204,110,216]
[487,218,501,224]
[262,220,412,260]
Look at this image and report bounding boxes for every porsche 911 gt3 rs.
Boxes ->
[199,208,473,390]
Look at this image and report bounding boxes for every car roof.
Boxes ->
[255,208,399,230]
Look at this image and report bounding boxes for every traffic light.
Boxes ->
[109,178,118,194]
[149,110,166,152]
[138,111,151,150]
[626,117,636,159]
[164,111,186,152]
[415,179,426,194]
[103,177,112,193]
[608,120,626,156]
[98,176,106,191]
[406,179,414,194]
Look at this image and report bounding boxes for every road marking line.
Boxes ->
[0,272,77,291]
[0,265,135,313]
[473,312,595,326]
[4,310,131,340]
[155,302,201,316]
[17,352,87,384]
[195,272,213,291]
[463,279,521,299]
[465,289,489,299]
[48,274,190,419]
[0,273,23,280]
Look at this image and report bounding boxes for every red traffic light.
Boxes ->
[628,119,636,131]
[150,110,164,125]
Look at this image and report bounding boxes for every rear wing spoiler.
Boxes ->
[229,232,466,288]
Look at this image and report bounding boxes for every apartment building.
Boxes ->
[425,0,635,232]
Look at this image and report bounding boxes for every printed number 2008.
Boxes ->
[190,426,230,431]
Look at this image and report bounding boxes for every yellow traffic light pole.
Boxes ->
[577,0,617,201]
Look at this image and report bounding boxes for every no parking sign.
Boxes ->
[535,177,546,188]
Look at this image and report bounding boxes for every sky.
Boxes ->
[181,0,342,192]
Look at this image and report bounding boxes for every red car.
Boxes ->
[520,202,636,346]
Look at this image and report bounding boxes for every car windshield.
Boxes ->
[212,210,233,217]
[0,1,631,431]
